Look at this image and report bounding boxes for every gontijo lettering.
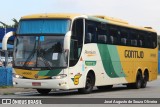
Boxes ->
[125,50,144,58]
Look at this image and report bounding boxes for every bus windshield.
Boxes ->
[14,36,67,69]
[14,19,70,70]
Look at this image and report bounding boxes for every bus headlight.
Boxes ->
[51,74,67,79]
[13,73,23,79]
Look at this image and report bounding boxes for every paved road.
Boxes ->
[1,76,159,98]
[0,76,160,107]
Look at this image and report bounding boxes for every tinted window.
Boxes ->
[97,23,108,44]
[85,20,97,43]
[108,25,120,45]
[70,19,84,67]
[84,20,157,49]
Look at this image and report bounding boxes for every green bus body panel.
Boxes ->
[38,69,62,76]
[97,44,126,78]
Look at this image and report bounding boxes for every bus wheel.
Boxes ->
[78,72,95,94]
[133,72,142,89]
[37,89,51,95]
[141,72,148,88]
[97,85,113,90]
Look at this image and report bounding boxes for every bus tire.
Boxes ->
[133,72,142,89]
[37,89,51,95]
[97,85,113,90]
[141,72,148,88]
[78,72,95,94]
[141,79,147,88]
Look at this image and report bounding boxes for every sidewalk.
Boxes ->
[0,87,35,95]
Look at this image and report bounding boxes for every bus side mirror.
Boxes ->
[63,31,72,63]
[2,31,15,51]
[64,31,71,50]
[2,31,15,67]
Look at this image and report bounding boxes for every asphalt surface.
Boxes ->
[1,76,159,98]
[0,76,160,107]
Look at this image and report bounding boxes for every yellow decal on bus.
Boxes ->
[74,74,82,85]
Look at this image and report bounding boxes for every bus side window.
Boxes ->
[85,20,97,44]
[70,19,84,67]
[120,27,129,46]
[121,38,127,45]
[146,34,152,48]
[85,33,92,43]
[110,36,114,44]
[129,30,138,47]
[98,35,107,44]
[131,40,137,46]
[97,23,107,44]
[151,33,157,48]
[139,40,143,47]
[108,25,118,45]
[138,32,144,47]
[143,32,157,49]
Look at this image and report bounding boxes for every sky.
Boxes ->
[0,0,160,34]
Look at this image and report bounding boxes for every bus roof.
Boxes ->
[21,13,156,33]
[21,13,81,19]
[90,15,156,33]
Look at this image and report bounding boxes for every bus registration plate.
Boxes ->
[32,82,41,86]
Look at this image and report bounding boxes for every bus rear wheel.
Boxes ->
[127,72,142,89]
[141,72,148,88]
[37,89,51,95]
[78,72,95,94]
[141,78,147,88]
[134,72,143,89]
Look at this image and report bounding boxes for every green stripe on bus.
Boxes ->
[97,44,125,78]
[38,69,62,76]
[85,61,97,66]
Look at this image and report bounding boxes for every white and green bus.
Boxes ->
[13,14,158,94]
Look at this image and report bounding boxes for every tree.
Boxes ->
[12,18,19,28]
[0,21,9,28]
[0,18,19,28]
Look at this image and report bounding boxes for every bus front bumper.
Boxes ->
[13,78,69,89]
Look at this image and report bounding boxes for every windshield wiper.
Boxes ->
[23,40,37,68]
[37,48,52,70]
[22,36,52,70]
